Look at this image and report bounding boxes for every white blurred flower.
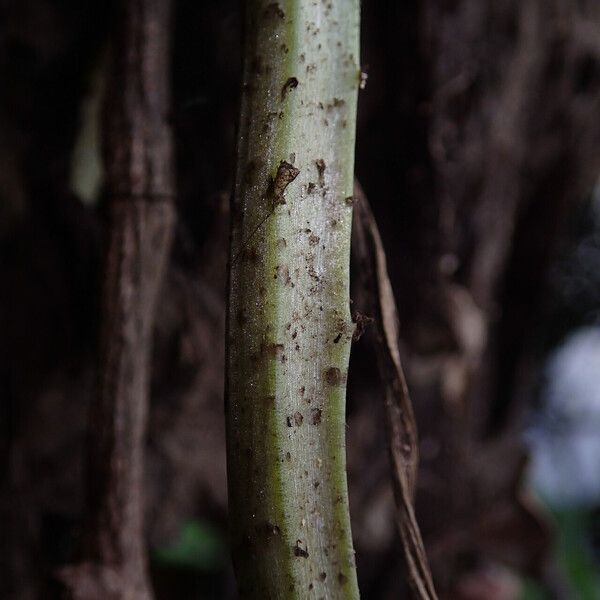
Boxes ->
[527,327,600,506]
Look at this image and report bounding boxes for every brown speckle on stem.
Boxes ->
[316,158,326,185]
[311,408,322,425]
[324,367,342,385]
[294,540,309,558]
[270,160,300,203]
[281,77,299,100]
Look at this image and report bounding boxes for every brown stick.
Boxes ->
[61,1,175,598]
[352,182,438,600]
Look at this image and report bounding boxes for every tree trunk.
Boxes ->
[61,0,175,598]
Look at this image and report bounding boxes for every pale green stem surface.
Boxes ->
[226,1,360,598]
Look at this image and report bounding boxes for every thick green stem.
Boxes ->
[226,1,360,598]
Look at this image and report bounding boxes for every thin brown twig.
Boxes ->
[352,181,438,600]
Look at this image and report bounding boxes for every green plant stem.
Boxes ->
[226,1,360,597]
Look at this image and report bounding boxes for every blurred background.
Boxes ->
[3,1,600,598]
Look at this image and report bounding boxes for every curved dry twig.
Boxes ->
[352,181,438,600]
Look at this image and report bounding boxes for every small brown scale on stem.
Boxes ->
[268,160,300,204]
[232,160,300,265]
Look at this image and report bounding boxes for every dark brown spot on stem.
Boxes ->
[324,367,342,386]
[262,343,285,360]
[311,408,322,425]
[269,160,300,205]
[316,159,326,185]
[281,77,299,100]
[294,540,309,558]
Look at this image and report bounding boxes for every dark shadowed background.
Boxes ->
[3,1,600,598]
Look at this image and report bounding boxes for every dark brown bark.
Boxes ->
[405,0,600,591]
[61,0,175,598]
[354,0,600,595]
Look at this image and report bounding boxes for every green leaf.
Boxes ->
[552,508,600,600]
[153,520,226,571]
